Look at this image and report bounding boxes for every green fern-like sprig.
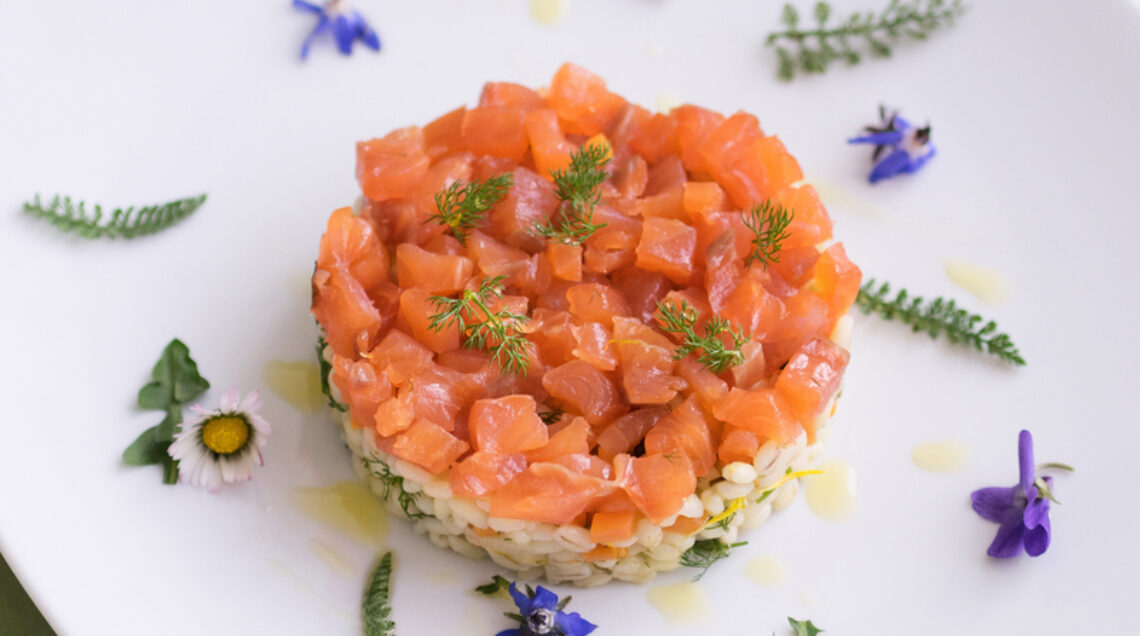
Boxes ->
[363,551,396,636]
[23,193,207,239]
[856,278,1025,365]
[766,0,967,80]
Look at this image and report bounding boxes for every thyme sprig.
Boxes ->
[680,539,748,581]
[856,278,1025,365]
[743,200,794,269]
[23,193,206,239]
[363,552,396,636]
[656,300,747,373]
[429,276,532,375]
[766,0,967,80]
[535,142,610,245]
[426,174,513,245]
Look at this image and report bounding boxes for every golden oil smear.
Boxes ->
[292,481,388,549]
[804,459,857,522]
[943,259,1010,305]
[263,360,325,414]
[911,440,971,474]
[309,538,353,575]
[745,554,787,587]
[647,582,711,625]
[529,0,570,25]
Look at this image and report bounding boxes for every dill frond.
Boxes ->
[538,405,565,425]
[363,552,396,636]
[23,193,206,239]
[655,300,747,373]
[429,276,532,375]
[680,539,748,581]
[856,278,1026,365]
[534,142,610,245]
[315,336,346,412]
[426,173,513,245]
[366,458,426,519]
[474,575,512,596]
[766,0,968,80]
[743,200,794,269]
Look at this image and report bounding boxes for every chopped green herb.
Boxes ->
[538,405,565,425]
[363,552,396,636]
[426,173,514,245]
[856,278,1025,365]
[655,299,747,373]
[535,142,610,245]
[788,616,824,636]
[366,458,426,519]
[429,276,532,375]
[679,539,747,581]
[23,193,206,239]
[767,0,967,80]
[315,336,346,412]
[475,574,512,596]
[743,200,793,269]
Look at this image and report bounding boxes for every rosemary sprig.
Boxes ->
[680,539,748,581]
[743,200,794,269]
[23,193,206,239]
[534,142,610,246]
[766,0,967,80]
[315,336,346,412]
[429,276,532,375]
[426,174,513,245]
[656,300,747,373]
[856,278,1026,365]
[363,552,396,636]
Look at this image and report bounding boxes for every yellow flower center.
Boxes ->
[200,416,250,455]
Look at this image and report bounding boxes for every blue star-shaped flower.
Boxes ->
[847,106,935,183]
[496,583,597,636]
[293,0,381,60]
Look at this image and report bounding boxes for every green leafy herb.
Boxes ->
[788,616,824,636]
[315,336,346,412]
[23,193,206,239]
[123,339,210,484]
[766,0,967,80]
[680,539,748,581]
[366,458,426,519]
[475,574,512,596]
[363,552,396,636]
[535,142,610,245]
[426,174,514,245]
[743,200,794,269]
[538,405,565,425]
[856,278,1025,365]
[429,276,532,375]
[656,299,747,373]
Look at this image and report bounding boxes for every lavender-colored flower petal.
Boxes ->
[495,630,522,636]
[986,508,1027,558]
[868,148,912,183]
[903,146,936,174]
[1023,510,1051,557]
[971,486,1018,523]
[530,585,559,611]
[1023,491,1051,530]
[893,116,914,131]
[507,583,532,614]
[292,0,324,13]
[1018,429,1035,495]
[333,14,355,55]
[848,130,904,147]
[556,610,599,636]
[300,15,331,60]
[352,11,382,51]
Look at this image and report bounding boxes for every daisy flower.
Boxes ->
[168,389,273,491]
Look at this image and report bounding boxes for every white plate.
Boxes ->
[2,0,1139,633]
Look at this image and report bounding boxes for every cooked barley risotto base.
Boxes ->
[321,315,851,588]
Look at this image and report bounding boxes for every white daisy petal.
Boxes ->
[238,390,263,413]
[173,390,272,491]
[219,389,241,412]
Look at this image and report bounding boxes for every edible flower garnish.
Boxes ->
[971,430,1072,558]
[363,552,396,636]
[848,106,935,183]
[24,193,206,239]
[788,616,825,635]
[293,0,381,60]
[655,299,747,373]
[168,389,273,491]
[856,278,1025,366]
[498,582,596,636]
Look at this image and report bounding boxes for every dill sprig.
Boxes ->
[426,174,513,245]
[315,336,346,412]
[534,142,610,245]
[743,200,794,269]
[766,0,967,80]
[656,300,747,373]
[23,193,206,239]
[474,574,512,596]
[856,278,1026,365]
[429,276,532,375]
[366,458,426,519]
[680,539,748,581]
[538,405,565,425]
[363,551,396,636]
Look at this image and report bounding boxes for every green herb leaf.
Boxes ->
[743,200,794,269]
[475,574,512,596]
[426,174,514,245]
[428,276,532,375]
[679,539,747,581]
[538,405,565,425]
[316,336,346,411]
[535,142,610,246]
[855,278,1026,365]
[366,458,427,519]
[765,0,967,80]
[23,193,206,239]
[122,426,167,466]
[789,616,824,636]
[655,299,747,373]
[363,552,396,636]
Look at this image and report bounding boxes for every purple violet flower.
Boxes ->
[497,582,597,636]
[293,0,380,60]
[971,430,1072,558]
[848,106,935,183]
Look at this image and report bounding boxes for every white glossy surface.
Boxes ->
[1,1,1138,634]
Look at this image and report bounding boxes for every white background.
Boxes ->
[1,0,1139,634]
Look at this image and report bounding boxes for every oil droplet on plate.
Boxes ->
[943,259,1009,305]
[647,582,710,625]
[744,554,786,587]
[263,360,325,414]
[529,0,570,25]
[804,459,857,522]
[309,538,353,575]
[911,440,970,474]
[292,481,388,548]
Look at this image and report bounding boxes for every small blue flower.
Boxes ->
[848,106,935,183]
[293,0,381,60]
[496,582,597,636]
